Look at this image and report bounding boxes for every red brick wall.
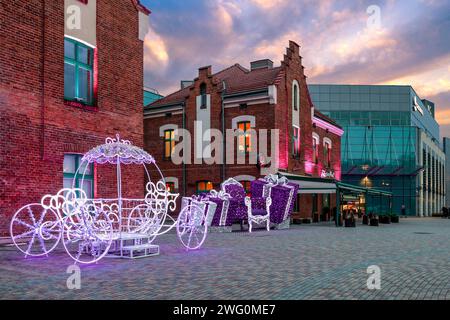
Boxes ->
[143,41,342,219]
[0,0,145,236]
[311,125,342,180]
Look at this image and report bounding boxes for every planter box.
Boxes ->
[379,216,391,224]
[390,216,399,223]
[369,218,379,226]
[344,219,356,228]
[292,218,302,225]
[302,218,312,224]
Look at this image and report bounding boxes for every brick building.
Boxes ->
[0,0,150,236]
[144,41,343,220]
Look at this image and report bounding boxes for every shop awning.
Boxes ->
[277,173,393,197]
[278,172,336,194]
[336,182,393,197]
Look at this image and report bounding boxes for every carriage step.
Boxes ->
[121,244,159,259]
[112,232,152,241]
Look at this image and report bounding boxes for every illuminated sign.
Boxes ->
[413,96,424,116]
[321,169,335,179]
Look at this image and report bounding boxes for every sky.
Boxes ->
[140,0,450,138]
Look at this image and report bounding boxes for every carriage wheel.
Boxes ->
[62,210,113,264]
[176,205,207,250]
[10,204,62,257]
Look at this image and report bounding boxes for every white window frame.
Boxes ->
[292,80,300,127]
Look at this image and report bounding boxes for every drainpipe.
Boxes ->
[182,102,187,197]
[40,0,46,160]
[221,81,227,182]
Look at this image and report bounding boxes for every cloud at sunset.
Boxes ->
[141,0,450,137]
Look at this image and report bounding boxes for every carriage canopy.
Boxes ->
[82,134,155,165]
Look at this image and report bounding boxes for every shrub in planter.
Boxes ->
[379,215,391,224]
[369,217,379,226]
[390,214,399,223]
[344,218,356,228]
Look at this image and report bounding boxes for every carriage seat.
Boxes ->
[244,196,271,232]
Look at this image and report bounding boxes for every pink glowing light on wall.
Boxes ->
[93,47,98,105]
[312,117,344,136]
[304,160,314,174]
[278,130,289,170]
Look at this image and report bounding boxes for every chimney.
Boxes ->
[180,80,194,89]
[250,59,273,71]
[198,65,212,79]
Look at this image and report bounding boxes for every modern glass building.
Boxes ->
[309,85,445,216]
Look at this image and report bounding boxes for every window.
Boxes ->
[241,181,252,197]
[166,182,175,192]
[292,126,300,157]
[322,193,330,208]
[63,154,94,198]
[237,121,252,154]
[324,140,331,168]
[64,38,94,105]
[196,181,213,194]
[163,129,175,159]
[312,136,319,164]
[293,83,299,110]
[200,83,207,109]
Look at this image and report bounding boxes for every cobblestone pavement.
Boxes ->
[0,218,449,300]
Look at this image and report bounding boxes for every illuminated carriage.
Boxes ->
[10,135,208,264]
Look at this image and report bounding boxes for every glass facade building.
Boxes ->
[309,85,445,216]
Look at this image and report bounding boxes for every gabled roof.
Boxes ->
[224,66,283,95]
[149,86,191,108]
[149,63,283,108]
